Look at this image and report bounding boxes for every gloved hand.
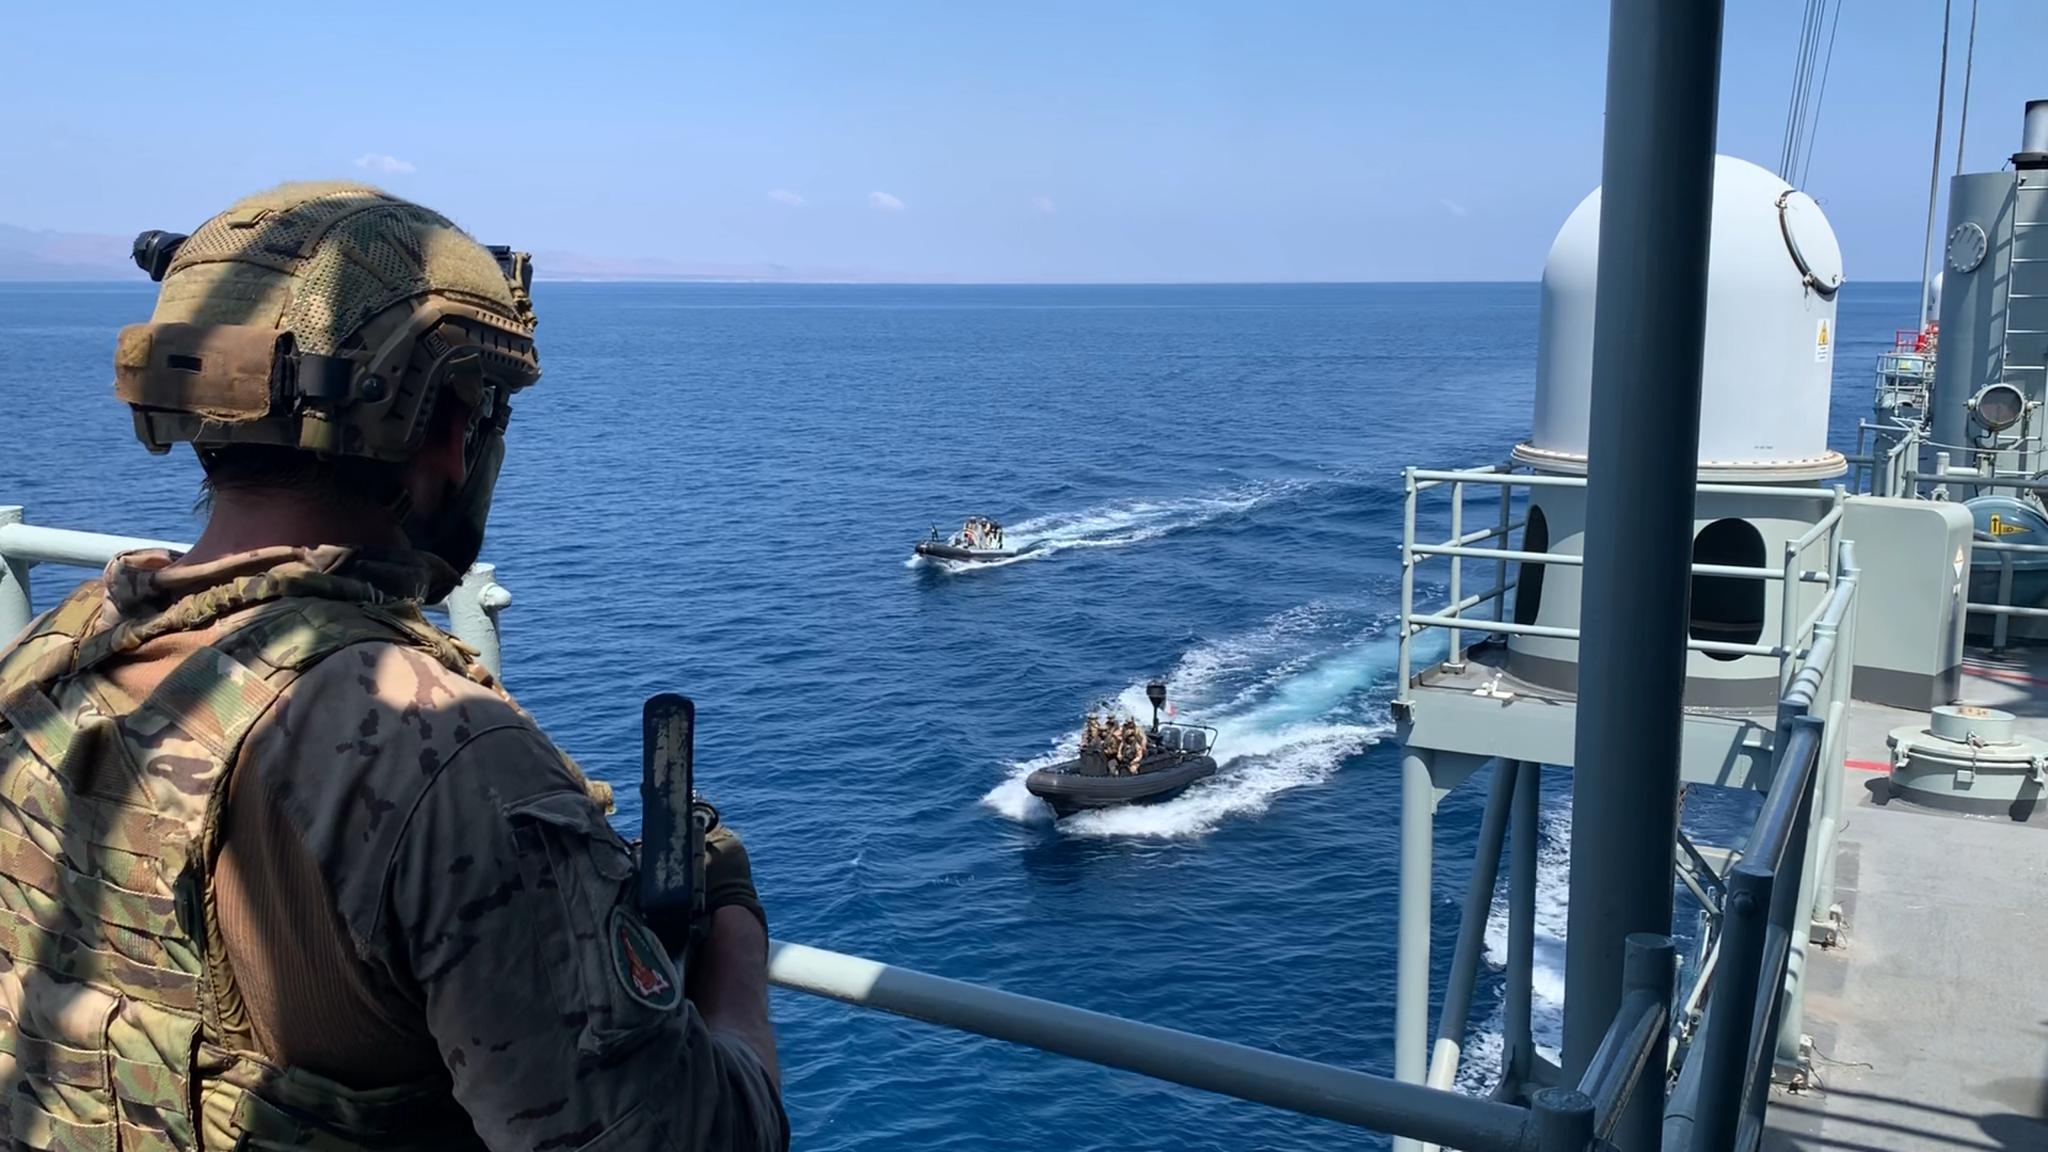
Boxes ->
[686,806,767,991]
[702,818,766,933]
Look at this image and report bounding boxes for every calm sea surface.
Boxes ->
[0,280,1913,1149]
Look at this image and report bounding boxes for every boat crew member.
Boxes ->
[0,185,786,1152]
[1083,713,1103,760]
[1121,717,1148,774]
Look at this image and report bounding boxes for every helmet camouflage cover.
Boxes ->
[115,181,540,462]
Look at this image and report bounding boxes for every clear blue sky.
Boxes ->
[3,1,2042,281]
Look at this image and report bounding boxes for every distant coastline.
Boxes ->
[0,222,1914,288]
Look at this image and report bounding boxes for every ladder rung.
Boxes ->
[2005,329,2048,335]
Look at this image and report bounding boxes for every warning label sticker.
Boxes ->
[1814,318,1832,364]
[1989,514,2030,537]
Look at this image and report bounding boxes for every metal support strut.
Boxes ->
[1563,5,1726,1152]
[1394,745,1437,1152]
[1505,760,1541,1095]
[1425,760,1519,1109]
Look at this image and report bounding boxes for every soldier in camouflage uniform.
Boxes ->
[0,184,785,1151]
[1119,718,1148,776]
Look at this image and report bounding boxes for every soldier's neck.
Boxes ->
[178,490,413,567]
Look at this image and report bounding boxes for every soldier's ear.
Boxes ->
[403,404,472,517]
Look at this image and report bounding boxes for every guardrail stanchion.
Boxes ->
[1619,933,1676,1147]
[1779,539,1799,699]
[1448,481,1464,668]
[0,506,30,643]
[1995,548,2014,653]
[445,562,513,680]
[1532,1088,1594,1152]
[1400,468,1418,699]
[1495,471,1512,625]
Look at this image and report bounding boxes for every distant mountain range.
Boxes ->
[0,224,937,284]
[528,250,948,284]
[0,225,145,281]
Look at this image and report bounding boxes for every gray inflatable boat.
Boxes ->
[1024,682,1219,817]
[1024,729,1220,817]
[913,517,1016,563]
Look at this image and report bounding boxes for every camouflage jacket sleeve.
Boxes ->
[387,723,788,1152]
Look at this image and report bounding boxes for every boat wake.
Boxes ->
[982,604,1415,838]
[909,480,1308,574]
[1456,787,1571,1094]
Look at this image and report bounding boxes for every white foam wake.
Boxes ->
[981,608,1405,838]
[913,481,1307,574]
[1455,788,1571,1093]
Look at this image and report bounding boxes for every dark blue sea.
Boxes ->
[0,279,1914,1150]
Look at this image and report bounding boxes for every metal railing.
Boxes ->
[1662,541,1859,1152]
[1842,426,2048,645]
[1395,467,1862,1152]
[1,504,1701,1152]
[1873,350,1934,417]
[0,506,512,677]
[1396,468,1846,701]
[1845,420,1922,500]
[1974,536,2048,651]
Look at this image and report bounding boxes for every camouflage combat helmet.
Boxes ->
[117,182,542,591]
[116,181,539,462]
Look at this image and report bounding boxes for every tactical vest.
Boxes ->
[0,564,502,1151]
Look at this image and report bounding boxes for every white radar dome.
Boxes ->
[1519,154,1846,480]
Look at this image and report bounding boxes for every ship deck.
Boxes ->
[1762,646,2048,1152]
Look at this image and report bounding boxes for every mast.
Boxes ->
[1920,0,1954,330]
[1562,5,1725,1152]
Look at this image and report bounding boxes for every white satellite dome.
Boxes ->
[1518,154,1847,480]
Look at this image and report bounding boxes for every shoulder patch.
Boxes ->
[609,905,681,1011]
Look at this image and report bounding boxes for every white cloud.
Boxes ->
[1440,198,1469,217]
[1033,195,1056,215]
[869,190,906,212]
[354,153,416,175]
[767,188,805,207]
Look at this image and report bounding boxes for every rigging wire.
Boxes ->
[1779,0,1845,187]
[1795,0,1830,175]
[1779,0,1824,179]
[1785,2,1818,177]
[1954,0,1980,176]
[1798,0,1844,188]
[1920,0,1955,330]
[1785,2,1816,178]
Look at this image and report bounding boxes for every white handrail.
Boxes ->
[0,507,510,678]
[767,940,1541,1151]
[1395,474,1851,703]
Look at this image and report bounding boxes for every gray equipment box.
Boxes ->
[1845,497,1973,709]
